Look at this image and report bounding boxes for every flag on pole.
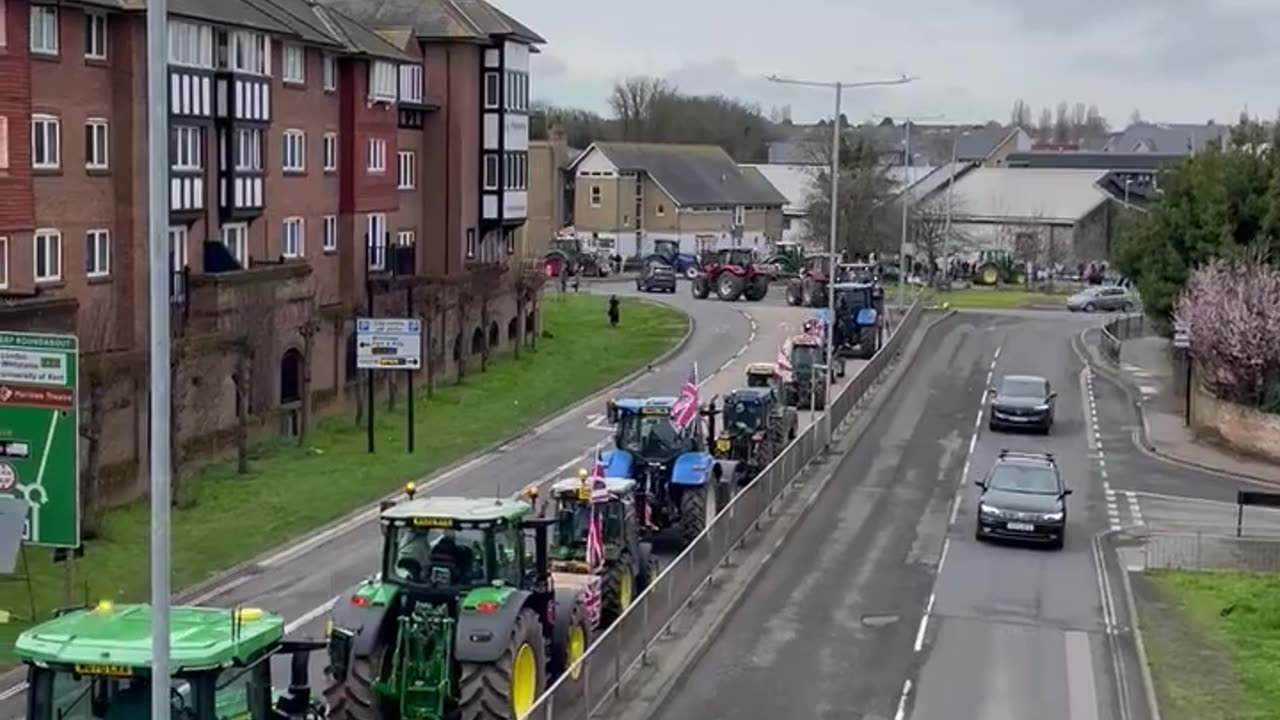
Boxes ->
[585,509,604,570]
[589,444,606,482]
[670,362,699,431]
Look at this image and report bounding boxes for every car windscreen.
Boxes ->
[999,378,1046,399]
[987,464,1059,495]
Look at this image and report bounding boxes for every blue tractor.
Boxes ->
[602,396,734,545]
[830,282,885,359]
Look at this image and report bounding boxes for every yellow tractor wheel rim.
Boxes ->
[511,643,537,716]
[982,267,997,285]
[567,625,586,680]
[619,572,633,609]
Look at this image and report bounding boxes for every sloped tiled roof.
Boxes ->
[1005,152,1185,172]
[315,0,544,43]
[953,126,1019,161]
[582,143,789,207]
[740,163,819,214]
[1101,123,1230,155]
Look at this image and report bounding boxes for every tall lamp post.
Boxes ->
[764,73,915,449]
[873,112,945,308]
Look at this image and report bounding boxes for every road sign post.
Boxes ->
[0,331,80,549]
[357,318,423,454]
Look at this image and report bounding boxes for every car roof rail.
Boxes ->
[997,449,1055,462]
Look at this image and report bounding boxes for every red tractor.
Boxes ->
[691,248,771,301]
[785,253,842,307]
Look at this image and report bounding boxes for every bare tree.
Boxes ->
[1129,108,1144,126]
[297,316,319,445]
[1070,102,1087,133]
[1037,107,1054,140]
[609,76,673,140]
[1009,99,1032,128]
[225,283,276,475]
[513,259,547,358]
[907,195,972,284]
[1053,102,1071,142]
[77,304,133,537]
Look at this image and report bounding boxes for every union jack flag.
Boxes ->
[669,363,699,432]
[589,444,607,481]
[586,504,605,570]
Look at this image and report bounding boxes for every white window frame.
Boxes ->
[169,226,188,273]
[221,223,248,266]
[397,230,415,247]
[85,118,109,170]
[282,129,305,172]
[33,229,61,283]
[281,43,305,84]
[0,2,6,49]
[235,127,262,171]
[365,213,387,270]
[85,229,110,278]
[282,217,304,258]
[230,30,269,76]
[465,228,476,260]
[397,150,415,190]
[0,237,8,290]
[483,155,499,190]
[30,5,58,56]
[0,117,9,170]
[368,61,396,102]
[168,20,213,68]
[322,132,337,172]
[366,138,386,173]
[656,204,665,217]
[589,186,601,208]
[322,54,337,91]
[398,64,423,103]
[483,72,499,109]
[173,125,201,170]
[84,11,107,60]
[733,205,745,226]
[31,114,60,170]
[322,215,337,252]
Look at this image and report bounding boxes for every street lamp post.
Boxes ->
[873,112,945,309]
[764,73,915,449]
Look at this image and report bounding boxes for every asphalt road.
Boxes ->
[657,310,1135,720]
[0,283,839,715]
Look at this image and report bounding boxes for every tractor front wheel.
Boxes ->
[716,273,745,301]
[785,281,802,306]
[323,645,389,720]
[691,276,711,299]
[601,554,635,626]
[550,598,591,682]
[458,608,546,720]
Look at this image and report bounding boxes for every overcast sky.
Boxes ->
[495,0,1280,126]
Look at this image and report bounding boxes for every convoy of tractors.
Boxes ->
[11,245,889,720]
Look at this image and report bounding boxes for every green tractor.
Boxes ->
[324,490,590,720]
[16,601,326,719]
[712,387,798,483]
[973,250,1027,286]
[542,474,659,632]
[780,334,830,410]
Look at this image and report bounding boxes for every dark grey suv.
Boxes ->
[988,375,1056,433]
[974,450,1071,549]
[637,261,677,293]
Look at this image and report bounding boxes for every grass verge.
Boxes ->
[1135,570,1280,720]
[922,286,1078,310]
[0,294,687,663]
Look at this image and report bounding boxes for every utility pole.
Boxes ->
[872,112,945,308]
[941,133,959,287]
[145,0,172,716]
[765,73,915,448]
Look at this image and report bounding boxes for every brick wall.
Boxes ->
[1191,381,1280,463]
[0,0,34,234]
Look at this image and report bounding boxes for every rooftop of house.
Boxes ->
[900,162,976,204]
[1101,122,1230,154]
[581,143,789,208]
[739,163,818,214]
[1005,151,1186,172]
[923,168,1111,225]
[316,0,545,44]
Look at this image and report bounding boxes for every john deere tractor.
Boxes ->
[712,387,798,483]
[542,475,659,633]
[16,601,326,719]
[600,397,730,545]
[973,250,1026,286]
[325,491,591,720]
[781,334,830,410]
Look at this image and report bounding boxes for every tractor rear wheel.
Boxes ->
[458,607,546,720]
[691,276,711,299]
[679,485,713,545]
[324,644,390,720]
[716,273,745,301]
[743,276,769,301]
[601,554,634,626]
[801,279,817,306]
[785,281,802,306]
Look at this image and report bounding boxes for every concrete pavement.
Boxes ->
[656,310,1138,720]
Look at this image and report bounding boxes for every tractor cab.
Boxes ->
[745,362,781,391]
[16,603,324,720]
[605,398,699,464]
[711,248,757,269]
[782,334,830,410]
[721,388,771,438]
[547,476,637,567]
[831,283,883,359]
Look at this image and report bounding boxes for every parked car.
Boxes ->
[637,261,677,293]
[1066,285,1134,312]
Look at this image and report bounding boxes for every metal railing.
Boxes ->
[521,299,925,720]
[1138,531,1280,573]
[1099,313,1146,364]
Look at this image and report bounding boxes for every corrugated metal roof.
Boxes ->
[585,143,789,207]
[740,163,818,213]
[902,162,975,204]
[934,168,1110,224]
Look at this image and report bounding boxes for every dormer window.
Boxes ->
[229,30,269,76]
[369,61,397,102]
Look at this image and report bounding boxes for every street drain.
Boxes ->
[860,614,900,628]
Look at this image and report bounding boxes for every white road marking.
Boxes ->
[1065,631,1101,720]
[286,596,339,633]
[1125,491,1144,525]
[893,679,913,720]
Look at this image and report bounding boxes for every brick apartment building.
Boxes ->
[0,0,544,504]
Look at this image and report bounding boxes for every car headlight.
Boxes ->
[1035,404,1051,411]
[979,503,1002,517]
[1040,511,1064,522]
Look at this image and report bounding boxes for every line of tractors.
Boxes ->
[13,347,855,720]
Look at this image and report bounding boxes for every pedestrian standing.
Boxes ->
[608,295,620,328]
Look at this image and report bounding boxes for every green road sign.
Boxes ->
[0,332,79,548]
